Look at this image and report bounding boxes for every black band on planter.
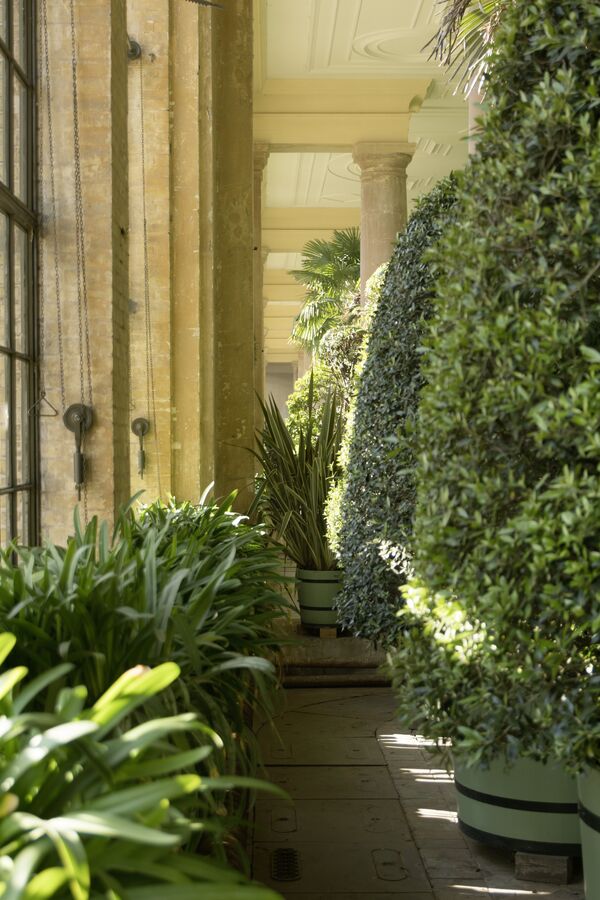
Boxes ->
[455,779,578,814]
[458,820,582,857]
[579,802,600,834]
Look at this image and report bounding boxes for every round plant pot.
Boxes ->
[578,766,600,899]
[296,568,342,628]
[453,755,581,856]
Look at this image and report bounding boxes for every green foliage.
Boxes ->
[425,0,508,93]
[332,177,459,645]
[0,497,289,814]
[290,228,360,353]
[286,363,335,447]
[0,635,282,899]
[391,0,600,770]
[254,384,343,571]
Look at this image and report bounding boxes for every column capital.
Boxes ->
[352,141,416,177]
[253,142,271,174]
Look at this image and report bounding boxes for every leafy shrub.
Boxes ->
[332,176,458,645]
[286,363,336,447]
[0,634,282,899]
[0,497,288,816]
[391,0,600,769]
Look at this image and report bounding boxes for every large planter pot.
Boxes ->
[578,766,600,899]
[296,569,342,628]
[454,756,581,856]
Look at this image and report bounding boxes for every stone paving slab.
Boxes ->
[258,710,380,739]
[254,688,585,900]
[254,841,430,894]
[286,894,435,899]
[260,735,386,766]
[266,764,398,799]
[254,798,411,843]
[296,690,398,722]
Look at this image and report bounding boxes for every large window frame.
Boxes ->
[0,0,39,546]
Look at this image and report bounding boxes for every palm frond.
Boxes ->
[290,296,344,353]
[425,0,509,94]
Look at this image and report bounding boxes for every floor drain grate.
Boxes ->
[271,846,301,882]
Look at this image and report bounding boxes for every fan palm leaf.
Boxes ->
[425,0,509,93]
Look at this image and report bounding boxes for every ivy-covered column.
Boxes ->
[353,142,415,296]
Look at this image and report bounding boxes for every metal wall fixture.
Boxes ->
[63,404,93,500]
[132,418,150,478]
[127,36,142,61]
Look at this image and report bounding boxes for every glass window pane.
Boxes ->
[15,358,28,483]
[12,0,25,70]
[0,213,7,346]
[15,489,27,543]
[0,53,6,186]
[0,354,9,488]
[14,223,27,352]
[12,73,26,202]
[0,492,11,546]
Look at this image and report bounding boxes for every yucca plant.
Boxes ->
[253,383,343,571]
[0,634,283,900]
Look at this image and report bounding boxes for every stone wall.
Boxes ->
[37,0,258,540]
[39,0,130,543]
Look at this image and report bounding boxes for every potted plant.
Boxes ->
[254,382,343,629]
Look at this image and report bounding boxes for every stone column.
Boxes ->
[353,142,415,296]
[127,0,173,501]
[211,0,256,508]
[39,0,130,542]
[171,0,201,502]
[253,143,270,436]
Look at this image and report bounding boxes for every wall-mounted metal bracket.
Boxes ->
[64,404,93,500]
[127,37,142,61]
[132,417,150,478]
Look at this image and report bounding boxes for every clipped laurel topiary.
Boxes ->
[332,176,459,645]
[391,0,600,771]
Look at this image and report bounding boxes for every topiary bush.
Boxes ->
[332,176,459,645]
[390,0,600,770]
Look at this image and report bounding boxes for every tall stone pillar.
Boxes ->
[353,142,415,296]
[171,0,201,502]
[39,0,130,542]
[211,0,256,508]
[253,144,270,436]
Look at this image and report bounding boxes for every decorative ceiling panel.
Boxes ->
[266,152,360,208]
[266,0,441,79]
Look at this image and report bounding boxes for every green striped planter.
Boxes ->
[454,756,581,856]
[296,569,342,628]
[578,766,600,899]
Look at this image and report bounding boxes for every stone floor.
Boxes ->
[252,687,585,899]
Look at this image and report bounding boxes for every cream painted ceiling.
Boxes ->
[262,0,441,81]
[256,0,469,364]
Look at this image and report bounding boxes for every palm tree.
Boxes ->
[290,227,360,354]
[426,0,509,94]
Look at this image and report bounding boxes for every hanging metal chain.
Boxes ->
[68,0,93,412]
[39,0,66,411]
[68,0,93,522]
[139,55,162,496]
